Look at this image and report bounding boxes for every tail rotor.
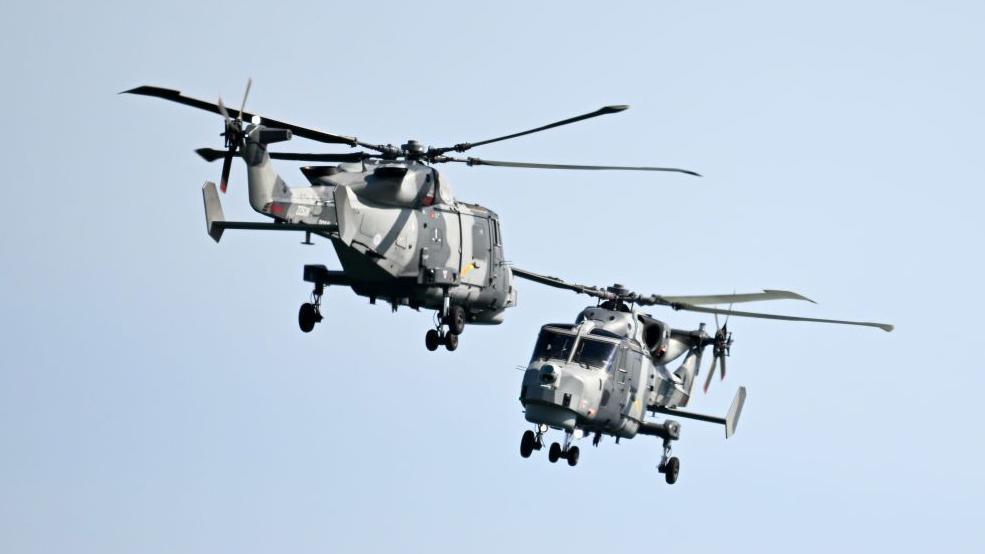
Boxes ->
[217,78,252,193]
[704,311,734,393]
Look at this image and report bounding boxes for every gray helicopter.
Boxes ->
[511,268,893,484]
[123,82,698,351]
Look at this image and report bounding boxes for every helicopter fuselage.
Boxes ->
[242,127,517,323]
[519,304,708,439]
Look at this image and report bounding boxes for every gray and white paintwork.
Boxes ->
[512,270,892,480]
[125,83,703,345]
[228,124,516,323]
[518,300,744,479]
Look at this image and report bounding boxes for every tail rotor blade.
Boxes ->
[704,356,717,393]
[237,78,252,122]
[220,147,234,193]
[720,354,727,381]
[217,96,231,124]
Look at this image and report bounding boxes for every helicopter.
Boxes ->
[510,268,893,484]
[123,81,699,351]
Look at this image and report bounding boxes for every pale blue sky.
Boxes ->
[2,1,983,552]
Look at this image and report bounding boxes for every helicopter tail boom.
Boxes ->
[202,182,338,243]
[651,386,747,438]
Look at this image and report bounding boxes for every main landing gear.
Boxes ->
[657,437,681,485]
[520,427,580,467]
[298,282,324,333]
[425,292,466,352]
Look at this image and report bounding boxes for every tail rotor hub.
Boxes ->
[215,78,252,193]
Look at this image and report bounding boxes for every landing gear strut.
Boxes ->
[424,289,466,352]
[657,437,681,485]
[298,282,324,333]
[527,428,580,467]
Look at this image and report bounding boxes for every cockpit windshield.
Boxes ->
[530,329,618,370]
[572,337,617,369]
[530,329,576,364]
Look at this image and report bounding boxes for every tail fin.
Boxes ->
[725,386,747,438]
[241,126,292,214]
[202,181,225,242]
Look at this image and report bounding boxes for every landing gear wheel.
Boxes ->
[664,456,680,485]
[445,305,466,335]
[520,430,536,458]
[548,442,562,463]
[566,446,580,467]
[298,303,318,333]
[425,329,441,351]
[444,332,459,351]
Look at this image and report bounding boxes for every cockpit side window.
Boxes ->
[530,330,576,364]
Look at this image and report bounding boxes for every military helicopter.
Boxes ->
[510,268,893,484]
[123,81,698,351]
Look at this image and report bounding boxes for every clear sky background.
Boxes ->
[2,1,983,552]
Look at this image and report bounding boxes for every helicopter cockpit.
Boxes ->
[529,326,619,371]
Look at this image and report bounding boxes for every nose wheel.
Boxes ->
[519,429,543,458]
[521,428,580,467]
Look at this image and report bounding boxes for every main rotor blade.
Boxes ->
[511,267,616,301]
[513,266,893,332]
[195,148,373,163]
[122,85,382,150]
[661,290,816,306]
[440,156,700,176]
[432,105,629,155]
[669,303,895,332]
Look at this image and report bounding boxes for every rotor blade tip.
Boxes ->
[120,85,151,95]
[195,148,223,162]
[602,104,629,113]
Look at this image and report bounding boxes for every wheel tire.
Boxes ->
[425,329,441,351]
[548,442,562,463]
[664,456,680,485]
[520,430,536,458]
[444,331,459,351]
[566,446,580,467]
[298,303,317,333]
[446,305,466,335]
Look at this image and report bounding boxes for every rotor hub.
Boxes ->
[606,283,629,297]
[401,139,426,158]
